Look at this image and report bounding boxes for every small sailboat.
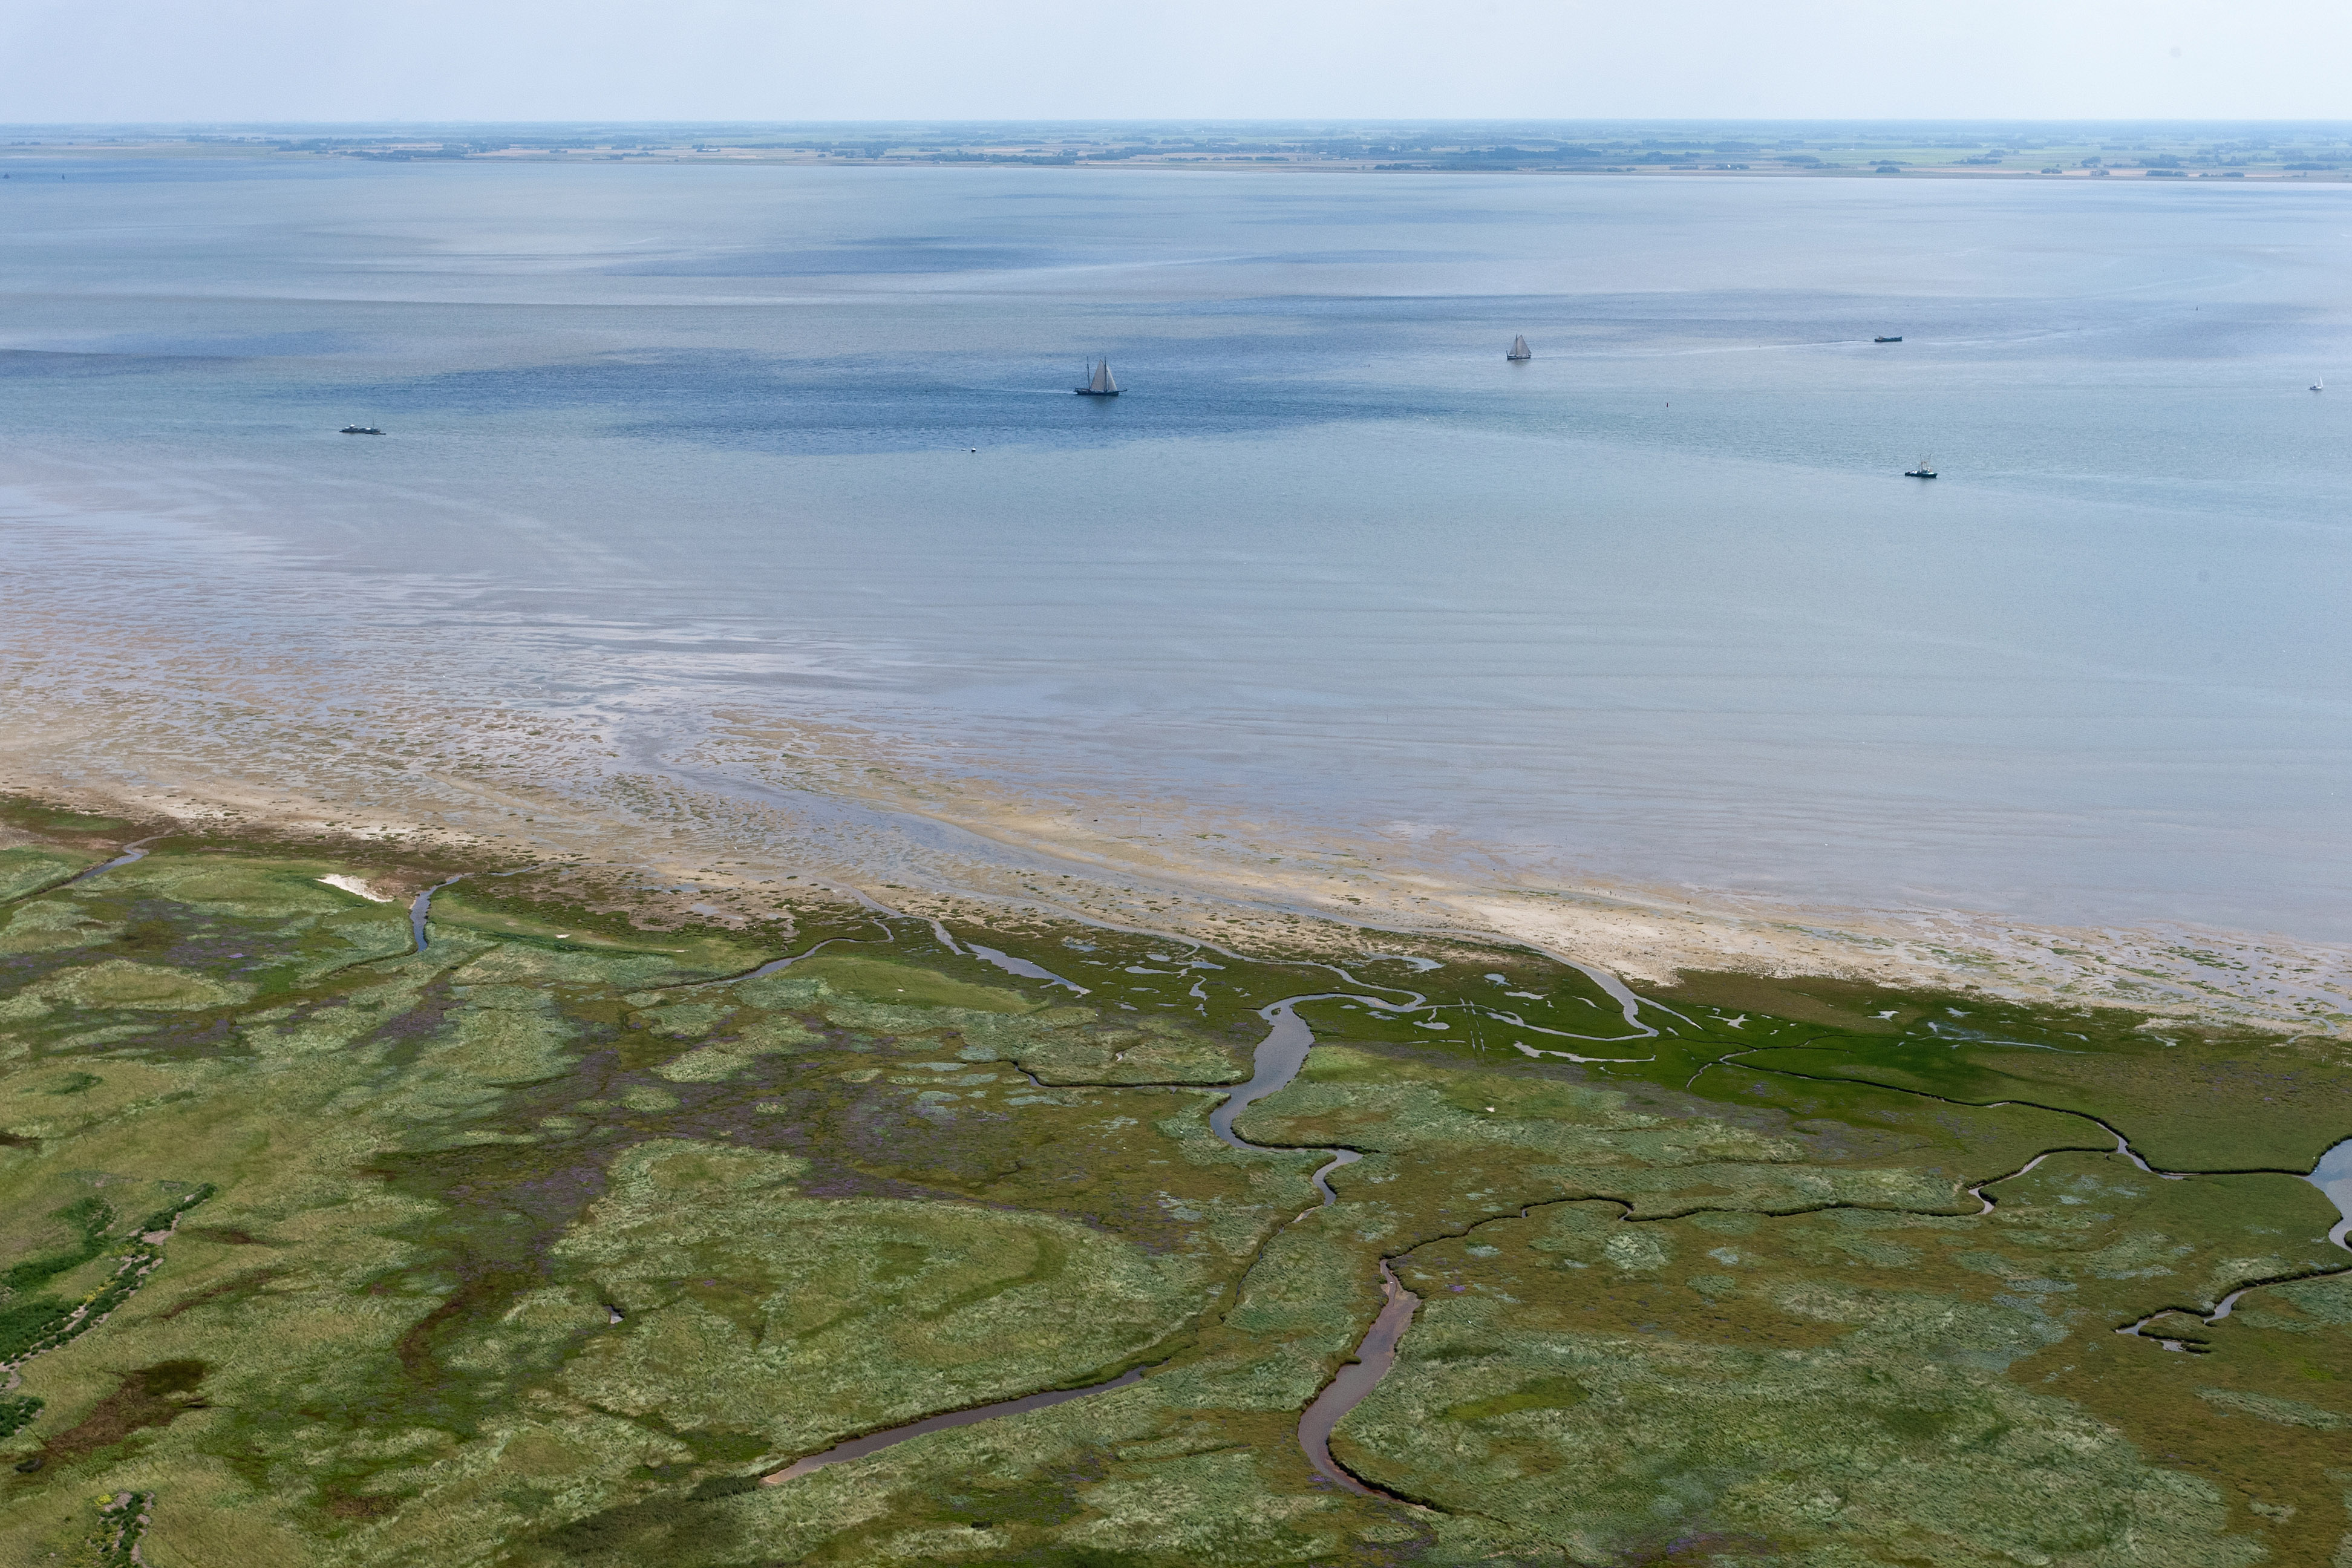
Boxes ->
[1074,358,1120,397]
[1904,456,1938,479]
[2313,377,2326,392]
[1506,335,1532,361]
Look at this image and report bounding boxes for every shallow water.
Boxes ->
[4,156,2350,939]
[2311,1137,2352,1250]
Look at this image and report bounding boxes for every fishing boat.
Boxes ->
[1874,335,1903,343]
[1074,359,1120,397]
[339,425,384,435]
[1904,456,1938,478]
[1506,335,1532,361]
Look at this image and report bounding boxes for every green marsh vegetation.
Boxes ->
[1,797,2347,1565]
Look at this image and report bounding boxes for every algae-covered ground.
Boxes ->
[2,801,2348,1567]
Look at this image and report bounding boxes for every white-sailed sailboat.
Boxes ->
[1507,335,1532,361]
[1075,358,1120,396]
[2313,376,2327,392]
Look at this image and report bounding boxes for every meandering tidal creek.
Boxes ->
[760,984,2352,1491]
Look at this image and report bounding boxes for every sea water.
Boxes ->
[3,154,2348,940]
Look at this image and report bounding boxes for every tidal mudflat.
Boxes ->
[7,154,2352,1023]
[4,797,2349,1566]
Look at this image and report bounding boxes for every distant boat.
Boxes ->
[339,425,384,435]
[1074,359,1120,397]
[1904,456,1938,478]
[1506,335,1532,361]
[1874,335,1903,344]
[2313,377,2326,392]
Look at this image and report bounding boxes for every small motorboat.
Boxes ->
[339,425,384,436]
[1874,335,1903,344]
[1904,455,1938,478]
[1507,335,1532,361]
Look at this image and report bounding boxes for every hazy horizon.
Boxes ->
[8,117,2352,132]
[1,0,2345,123]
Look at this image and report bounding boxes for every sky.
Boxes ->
[0,0,2347,123]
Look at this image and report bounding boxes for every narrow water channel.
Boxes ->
[408,874,465,953]
[45,836,163,895]
[1207,996,1384,1207]
[1705,1055,2352,1354]
[1295,1260,1422,1498]
[763,990,1411,1489]
[765,1367,1155,1482]
[1204,995,1424,1492]
[2115,1134,2352,1348]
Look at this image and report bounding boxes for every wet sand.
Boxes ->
[3,642,2342,1039]
[2,484,2345,1036]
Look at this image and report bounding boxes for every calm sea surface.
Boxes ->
[4,157,2348,938]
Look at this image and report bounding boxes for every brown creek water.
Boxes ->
[762,990,1424,1491]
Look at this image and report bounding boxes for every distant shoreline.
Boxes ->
[4,125,2346,183]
